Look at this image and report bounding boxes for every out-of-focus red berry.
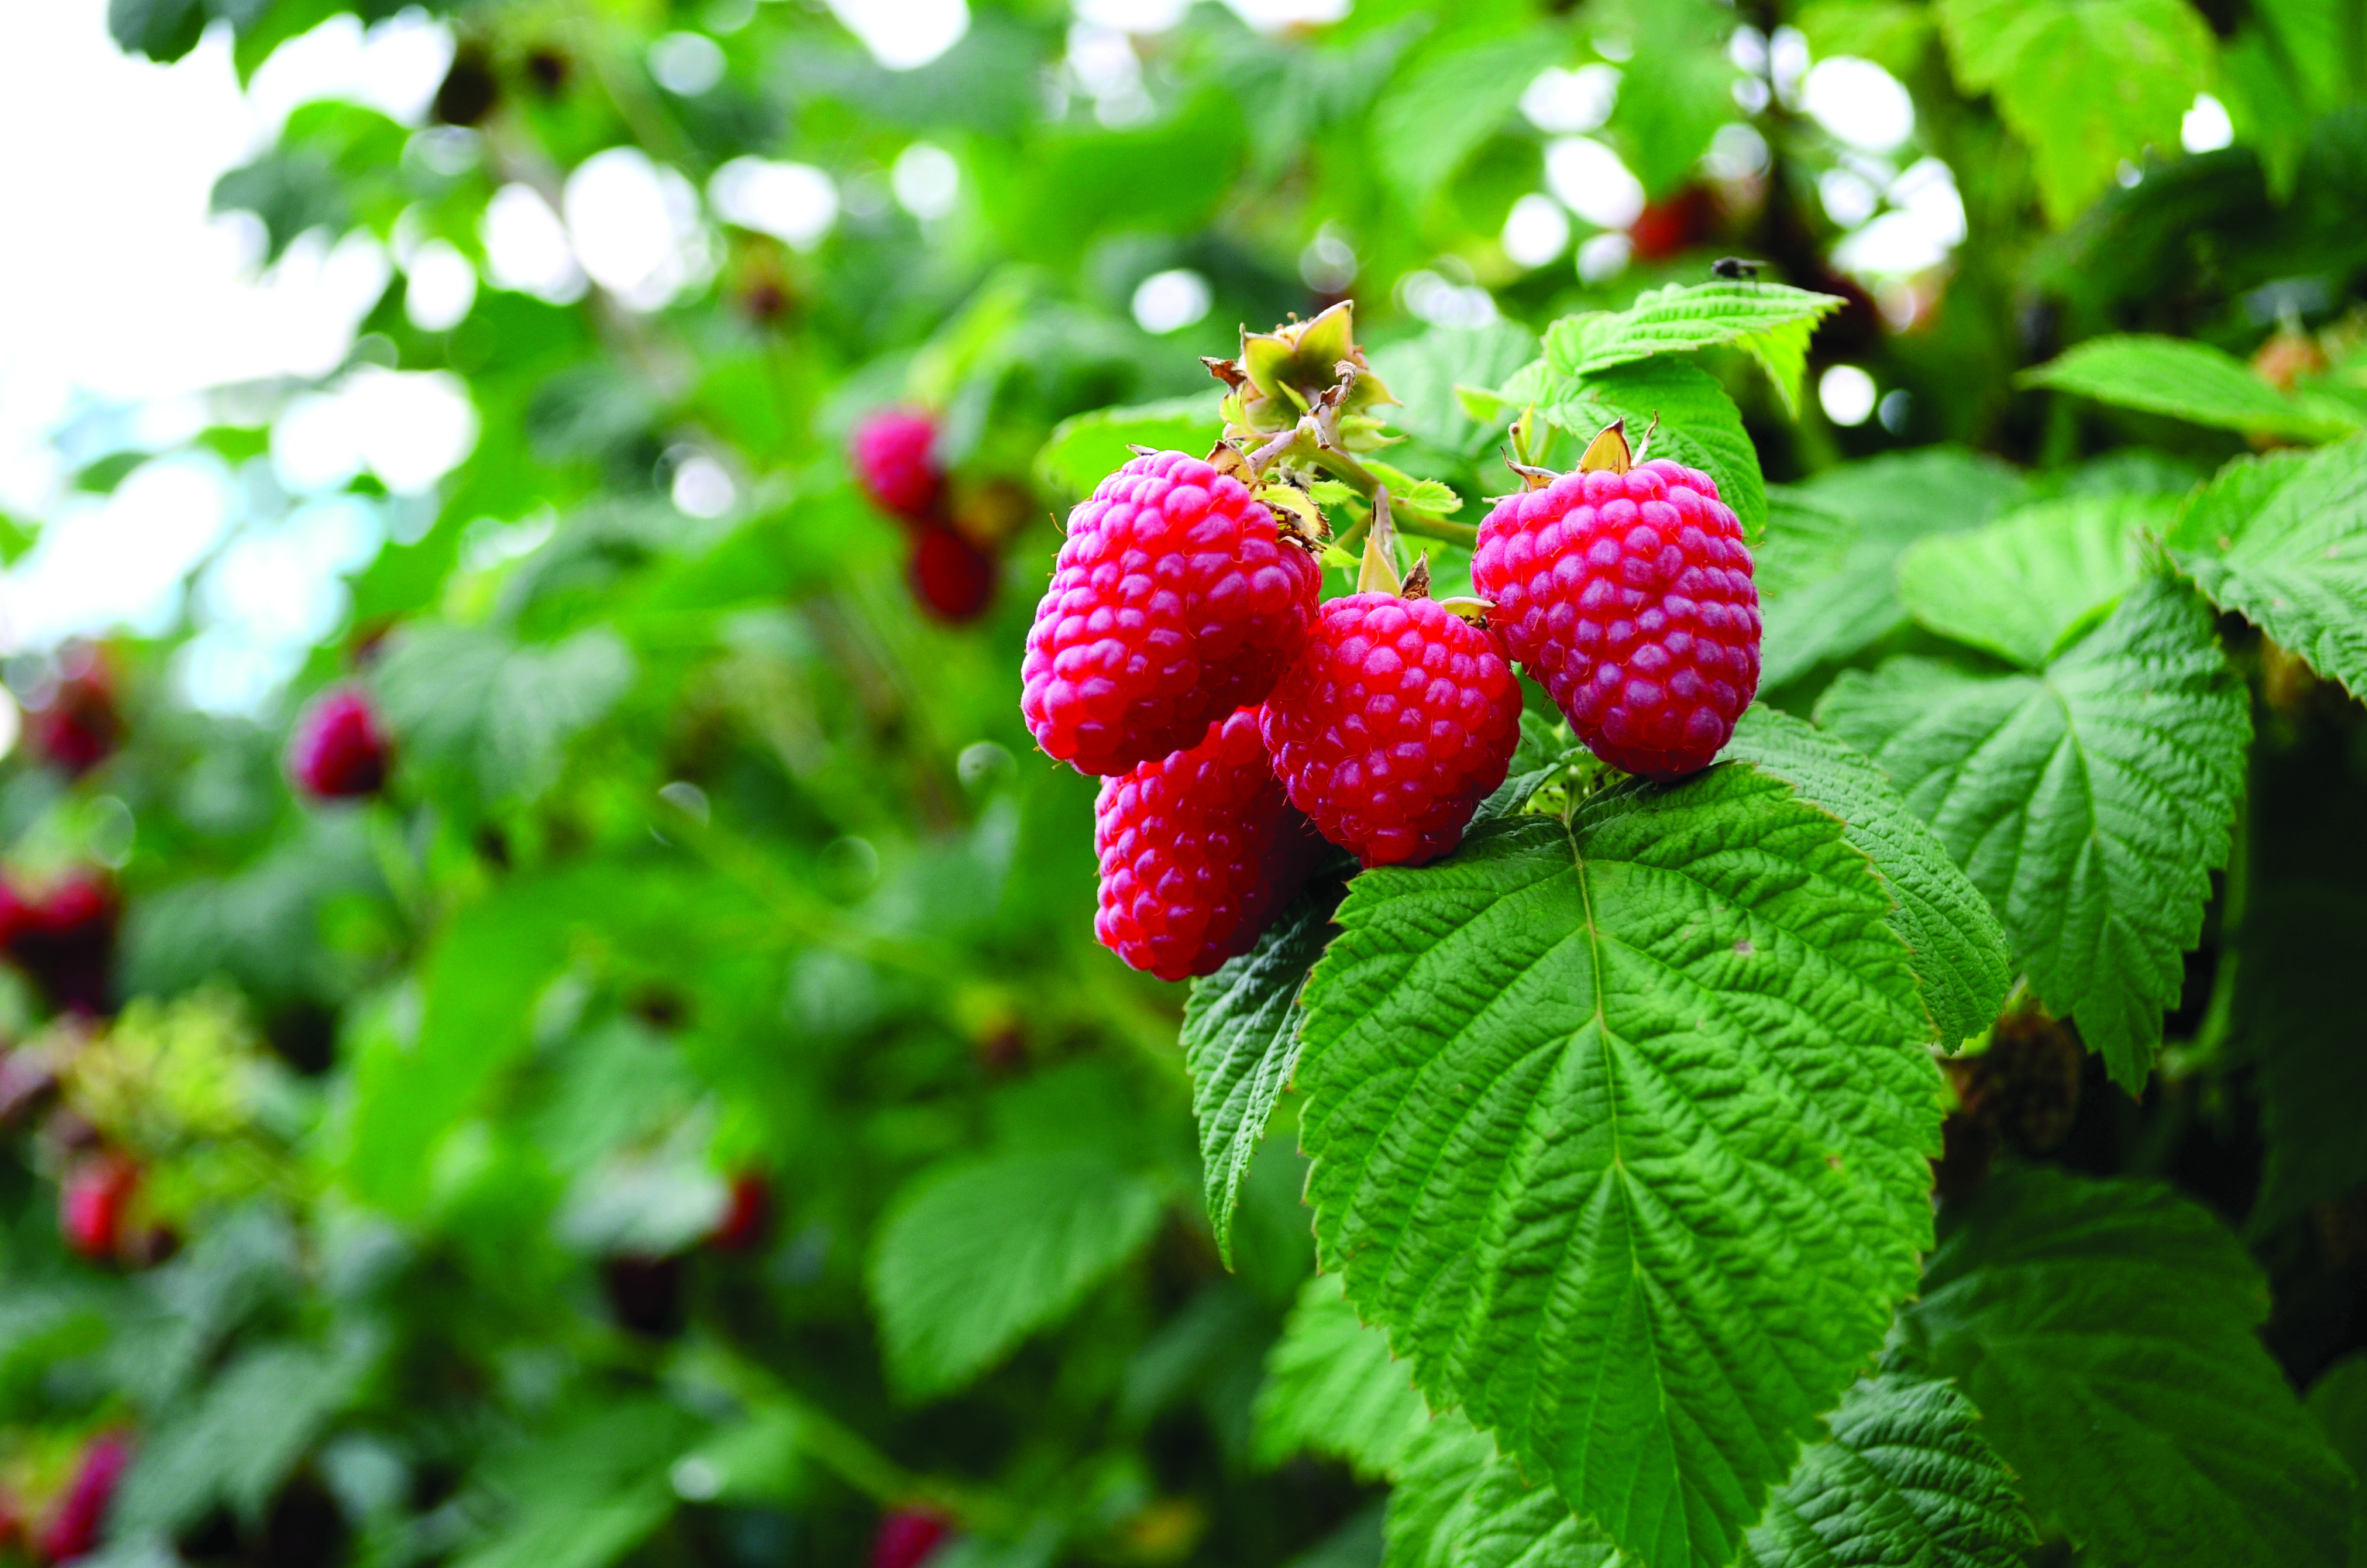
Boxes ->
[1627,186,1718,263]
[709,1172,773,1253]
[908,523,996,623]
[26,645,122,779]
[852,407,945,521]
[288,686,391,799]
[37,1432,131,1564]
[2,872,118,1016]
[871,1508,952,1568]
[60,1153,139,1264]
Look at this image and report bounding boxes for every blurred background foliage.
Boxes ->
[0,0,2362,1566]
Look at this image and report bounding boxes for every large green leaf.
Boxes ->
[1745,1369,2035,1568]
[1181,890,1337,1265]
[1935,0,2216,226]
[1371,29,1560,209]
[1546,284,1847,418]
[1296,766,1942,1568]
[869,1149,1165,1398]
[1817,573,2250,1090]
[1756,487,1856,603]
[2170,439,2367,697]
[1895,494,2173,669]
[1371,323,1542,460]
[1760,450,2029,691]
[2305,1357,2367,1568]
[1253,1274,1433,1477]
[2021,336,2364,443]
[1900,1167,2354,1568]
[1726,707,2011,1049]
[1385,1415,1622,1568]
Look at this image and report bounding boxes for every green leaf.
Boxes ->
[108,0,206,61]
[1746,1368,2035,1568]
[454,1401,704,1568]
[1795,2,1939,77]
[2170,439,2367,697]
[374,625,636,804]
[1595,0,1739,198]
[2021,336,2365,442]
[1546,284,1848,418]
[1900,1167,2354,1568]
[1817,574,2250,1090]
[2304,1357,2367,1568]
[1760,449,2028,691]
[1895,494,2173,669]
[1755,486,1857,603]
[1727,707,2011,1049]
[1296,765,1941,1568]
[1034,395,1225,502]
[1476,709,1588,824]
[1530,357,1768,544]
[869,1149,1165,1399]
[1371,323,1541,460]
[1371,29,1560,209]
[1253,1274,1433,1477]
[1181,890,1337,1264]
[1385,1414,1622,1568]
[1935,0,2216,227]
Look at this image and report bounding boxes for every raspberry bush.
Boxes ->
[2,4,2363,1568]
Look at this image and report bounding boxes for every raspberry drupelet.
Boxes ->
[1093,707,1324,981]
[1474,456,1760,779]
[1259,592,1522,868]
[1022,449,1320,777]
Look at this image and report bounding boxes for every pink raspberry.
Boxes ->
[851,407,944,521]
[1473,459,1759,779]
[870,1509,952,1568]
[40,1431,132,1564]
[1258,594,1522,868]
[289,686,390,799]
[1022,449,1320,777]
[60,1152,139,1264]
[907,521,996,623]
[1094,707,1323,982]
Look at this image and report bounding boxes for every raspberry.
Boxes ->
[708,1171,773,1253]
[1094,707,1323,982]
[1259,593,1522,868]
[852,407,944,521]
[1473,458,1759,779]
[2,872,116,1016]
[1023,449,1319,776]
[27,644,120,779]
[39,1432,132,1565]
[289,686,390,799]
[871,1509,952,1568]
[60,1152,139,1263]
[907,521,996,623]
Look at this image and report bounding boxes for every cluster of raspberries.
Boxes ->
[851,407,999,624]
[1020,446,1760,980]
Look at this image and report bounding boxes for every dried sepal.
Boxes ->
[1577,418,1633,475]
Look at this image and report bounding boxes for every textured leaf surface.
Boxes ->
[1756,487,1856,603]
[1745,1369,2034,1568]
[2021,336,2362,442]
[1760,450,2028,691]
[1817,574,2249,1089]
[1253,1274,1433,1477]
[1546,284,1846,416]
[1900,1167,2353,1568]
[1727,707,2011,1048]
[1371,323,1541,461]
[1935,0,2216,225]
[1181,891,1337,1264]
[2171,439,2367,697]
[1385,1415,1622,1568]
[1896,494,2171,669]
[869,1149,1164,1398]
[1034,395,1224,500]
[1296,766,1941,1568]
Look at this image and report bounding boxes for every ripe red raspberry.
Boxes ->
[289,686,390,799]
[871,1508,951,1568]
[39,1432,132,1564]
[60,1153,139,1263]
[1259,594,1522,868]
[708,1171,773,1253]
[1094,707,1323,982]
[1473,459,1759,779]
[2,872,117,1016]
[907,521,996,623]
[1023,449,1319,776]
[26,644,121,779]
[852,407,944,521]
